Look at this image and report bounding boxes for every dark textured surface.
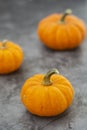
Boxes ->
[0,0,87,130]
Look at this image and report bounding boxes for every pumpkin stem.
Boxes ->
[59,9,72,23]
[2,40,8,47]
[42,68,59,86]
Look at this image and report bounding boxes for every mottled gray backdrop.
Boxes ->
[0,0,87,130]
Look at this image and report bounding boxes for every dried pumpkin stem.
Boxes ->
[2,40,8,47]
[42,68,59,86]
[59,9,72,23]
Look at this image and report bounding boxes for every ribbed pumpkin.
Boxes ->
[38,9,86,50]
[20,68,74,117]
[0,40,23,74]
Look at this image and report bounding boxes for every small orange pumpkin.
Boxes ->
[38,9,86,50]
[0,40,23,74]
[20,68,74,116]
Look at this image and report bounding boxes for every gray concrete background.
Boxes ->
[0,0,87,130]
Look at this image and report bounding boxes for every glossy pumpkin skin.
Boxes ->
[38,12,86,50]
[0,41,23,74]
[21,69,74,116]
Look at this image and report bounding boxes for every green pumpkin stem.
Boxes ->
[2,40,8,47]
[59,9,72,23]
[42,68,59,86]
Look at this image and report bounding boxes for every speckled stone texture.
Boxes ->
[0,0,87,130]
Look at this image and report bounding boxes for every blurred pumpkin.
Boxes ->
[0,40,23,74]
[37,9,86,50]
[20,68,74,116]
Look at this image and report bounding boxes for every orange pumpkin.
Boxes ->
[20,68,74,116]
[38,9,86,50]
[0,40,23,74]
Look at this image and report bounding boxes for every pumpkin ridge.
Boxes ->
[49,88,61,114]
[2,50,15,73]
[23,81,41,94]
[54,25,60,49]
[8,50,17,71]
[12,45,23,52]
[65,24,76,48]
[55,84,74,106]
[38,22,50,41]
[42,23,58,49]
[49,23,60,49]
[71,22,85,39]
[21,85,40,103]
[21,77,43,98]
[53,86,68,112]
[39,87,50,115]
[55,26,62,49]
[46,86,64,116]
[42,23,55,45]
[24,85,48,115]
[9,49,18,67]
[10,50,20,71]
[26,77,44,86]
[65,26,72,48]
[71,23,83,38]
[71,23,82,44]
[8,48,23,69]
[52,75,74,96]
[67,24,82,48]
[33,74,44,82]
[0,50,3,61]
[53,85,68,107]
[62,25,70,49]
[0,51,4,73]
[55,25,69,49]
[67,23,80,48]
[23,76,43,90]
